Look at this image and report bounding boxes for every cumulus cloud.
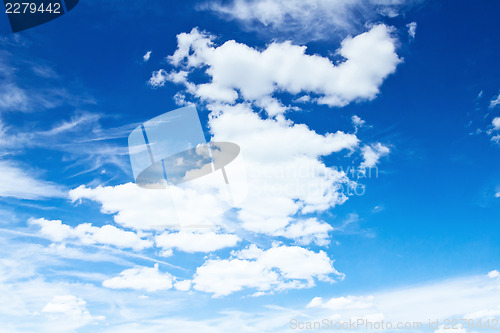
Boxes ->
[102,263,176,292]
[42,295,104,327]
[192,244,341,297]
[360,143,390,169]
[148,69,168,87]
[352,115,366,128]
[155,230,240,253]
[143,50,152,62]
[141,28,396,240]
[69,103,360,238]
[61,25,396,298]
[201,0,419,41]
[488,270,500,279]
[0,160,65,199]
[489,91,500,109]
[492,117,500,130]
[307,295,375,310]
[30,218,153,251]
[274,218,333,246]
[407,21,417,39]
[209,103,358,234]
[159,25,401,112]
[69,182,230,231]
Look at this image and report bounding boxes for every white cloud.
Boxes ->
[488,270,500,278]
[0,83,29,111]
[465,305,500,320]
[274,218,333,245]
[155,230,240,253]
[30,218,153,251]
[492,117,500,130]
[31,218,73,242]
[352,115,366,128]
[62,26,396,287]
[84,26,396,245]
[489,91,500,109]
[306,271,500,324]
[360,143,390,168]
[407,21,417,39]
[202,0,419,41]
[143,50,152,62]
[0,160,65,199]
[209,103,358,234]
[162,25,401,112]
[173,279,192,292]
[69,103,359,238]
[307,295,375,310]
[102,263,175,292]
[192,244,341,297]
[69,182,229,231]
[148,69,168,87]
[42,295,104,326]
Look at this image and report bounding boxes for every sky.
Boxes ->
[1,0,500,332]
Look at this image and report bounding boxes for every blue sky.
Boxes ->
[1,0,500,332]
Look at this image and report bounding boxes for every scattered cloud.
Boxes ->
[143,50,152,62]
[352,115,366,128]
[407,21,417,39]
[209,103,359,233]
[192,244,341,297]
[103,263,176,292]
[80,27,395,245]
[371,205,385,213]
[42,295,104,327]
[307,295,375,310]
[155,231,240,253]
[160,25,401,112]
[68,102,362,239]
[489,91,500,109]
[488,270,500,279]
[30,218,153,251]
[274,218,333,246]
[69,182,228,231]
[148,69,168,87]
[360,143,390,168]
[492,117,500,130]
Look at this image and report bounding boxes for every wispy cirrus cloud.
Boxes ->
[200,0,422,41]
[0,160,65,199]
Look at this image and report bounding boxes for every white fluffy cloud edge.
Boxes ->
[150,24,401,110]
